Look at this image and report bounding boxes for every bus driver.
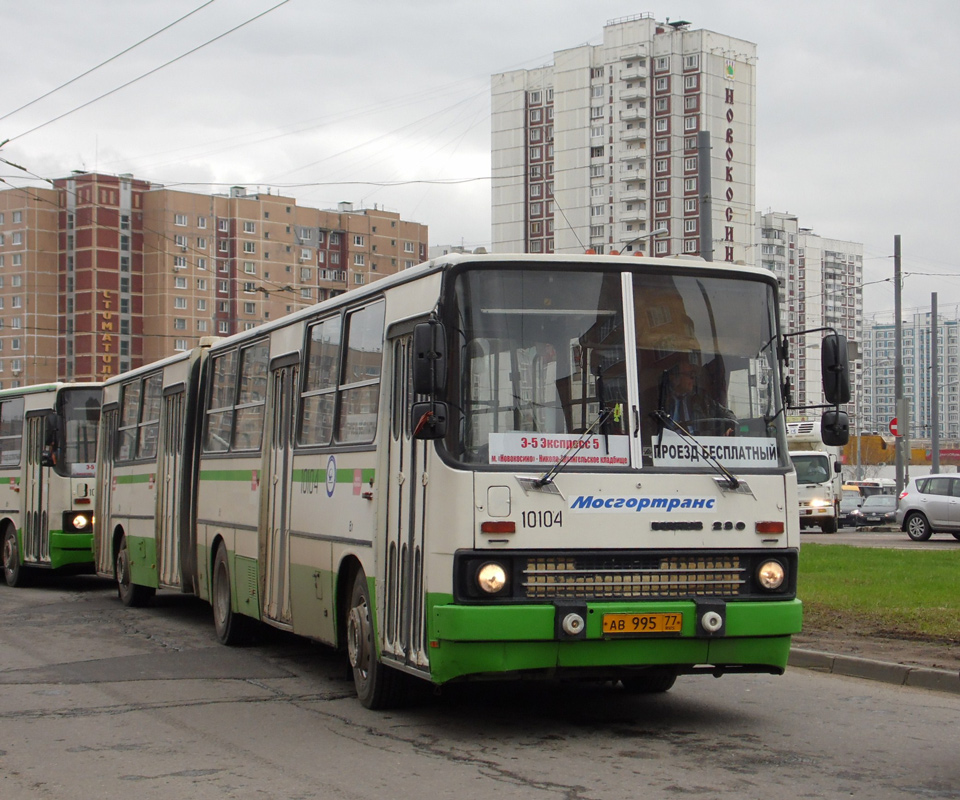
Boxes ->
[660,358,736,437]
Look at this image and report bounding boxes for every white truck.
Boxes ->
[788,421,843,534]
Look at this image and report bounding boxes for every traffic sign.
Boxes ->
[889,417,898,436]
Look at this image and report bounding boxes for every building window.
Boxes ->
[174,256,187,269]
[218,280,228,293]
[684,178,697,192]
[530,184,543,198]
[655,159,668,174]
[219,321,230,334]
[590,146,604,158]
[590,225,604,237]
[591,66,604,78]
[684,219,698,233]
[175,339,188,351]
[354,254,365,266]
[655,56,669,71]
[591,205,605,217]
[353,235,364,247]
[591,106,604,119]
[655,200,668,214]
[684,198,698,213]
[684,239,698,253]
[684,116,699,131]
[655,77,668,92]
[529,146,542,160]
[243,221,256,233]
[655,118,668,133]
[174,318,186,330]
[174,214,188,226]
[243,261,256,274]
[243,241,255,254]
[528,90,541,104]
[218,219,229,232]
[244,302,256,314]
[174,297,187,309]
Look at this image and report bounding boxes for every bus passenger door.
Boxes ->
[22,414,49,565]
[261,362,297,626]
[156,391,184,588]
[94,408,118,576]
[383,335,428,671]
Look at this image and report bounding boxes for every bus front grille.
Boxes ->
[521,555,746,599]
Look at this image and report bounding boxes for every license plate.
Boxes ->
[602,612,683,635]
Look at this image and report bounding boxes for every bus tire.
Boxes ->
[346,569,406,709]
[212,543,251,646]
[904,513,932,542]
[821,517,837,534]
[115,535,155,608]
[2,527,27,588]
[620,668,678,694]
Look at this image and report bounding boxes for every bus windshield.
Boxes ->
[58,387,101,477]
[446,265,788,470]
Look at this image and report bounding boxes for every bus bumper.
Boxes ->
[426,597,802,685]
[48,531,95,569]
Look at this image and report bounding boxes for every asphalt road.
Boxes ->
[2,576,959,799]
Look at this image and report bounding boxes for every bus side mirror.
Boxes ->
[413,321,447,397]
[412,401,447,440]
[821,334,851,406]
[821,410,849,447]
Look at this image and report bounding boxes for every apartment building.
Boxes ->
[756,211,862,410]
[0,172,428,386]
[492,13,756,261]
[0,186,61,385]
[862,312,960,441]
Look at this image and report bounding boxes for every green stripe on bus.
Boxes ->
[114,474,154,485]
[288,468,376,484]
[199,469,258,481]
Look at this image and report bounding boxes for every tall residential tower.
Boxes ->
[492,14,756,261]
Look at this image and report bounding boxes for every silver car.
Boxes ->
[896,475,960,542]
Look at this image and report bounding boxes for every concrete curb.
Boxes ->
[789,648,960,694]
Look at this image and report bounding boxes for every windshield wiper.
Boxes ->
[652,409,740,490]
[532,405,617,489]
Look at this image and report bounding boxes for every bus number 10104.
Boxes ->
[521,511,563,528]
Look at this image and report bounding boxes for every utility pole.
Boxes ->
[932,292,940,474]
[894,234,906,495]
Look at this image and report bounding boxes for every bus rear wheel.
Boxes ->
[2,527,26,588]
[212,543,251,646]
[346,569,406,709]
[115,535,155,608]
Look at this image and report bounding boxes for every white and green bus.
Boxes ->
[94,253,849,708]
[1,383,101,586]
[94,342,216,606]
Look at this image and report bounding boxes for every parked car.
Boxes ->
[838,488,863,528]
[896,475,960,542]
[853,494,897,529]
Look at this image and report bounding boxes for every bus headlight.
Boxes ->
[757,560,785,591]
[63,511,92,532]
[476,562,507,594]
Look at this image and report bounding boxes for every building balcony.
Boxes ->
[619,124,646,141]
[619,107,645,122]
[619,206,646,223]
[617,44,646,62]
[618,149,646,163]
[618,164,647,181]
[619,86,646,102]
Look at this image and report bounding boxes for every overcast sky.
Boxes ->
[2,0,957,320]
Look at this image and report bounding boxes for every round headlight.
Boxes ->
[71,514,89,530]
[476,562,507,594]
[757,560,785,590]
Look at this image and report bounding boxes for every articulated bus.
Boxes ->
[94,253,848,708]
[1,383,101,586]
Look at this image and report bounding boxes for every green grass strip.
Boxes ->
[800,544,960,641]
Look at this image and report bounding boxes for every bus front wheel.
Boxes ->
[212,543,251,646]
[346,570,406,709]
[620,668,678,694]
[2,527,26,588]
[116,535,155,608]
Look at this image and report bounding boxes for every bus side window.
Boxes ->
[42,414,59,467]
